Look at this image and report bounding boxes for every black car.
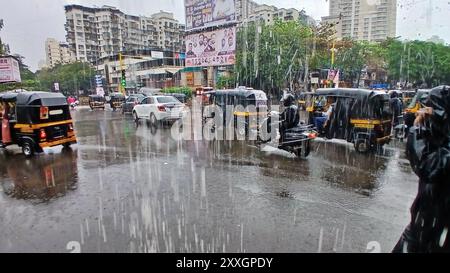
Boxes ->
[122,93,146,114]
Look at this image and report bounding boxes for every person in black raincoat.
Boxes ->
[393,85,450,253]
[280,94,300,142]
[390,91,403,126]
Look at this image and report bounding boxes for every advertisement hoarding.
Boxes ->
[185,0,236,31]
[0,56,21,83]
[185,26,236,67]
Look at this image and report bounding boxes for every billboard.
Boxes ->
[185,26,236,67]
[0,56,21,83]
[185,0,236,30]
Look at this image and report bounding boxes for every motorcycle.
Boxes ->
[258,111,317,158]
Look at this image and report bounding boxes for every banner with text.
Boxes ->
[185,26,236,67]
[185,0,236,31]
[0,57,21,83]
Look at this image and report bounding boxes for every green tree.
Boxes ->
[235,20,334,95]
[36,62,95,95]
[216,74,236,89]
[382,39,450,88]
[334,39,385,87]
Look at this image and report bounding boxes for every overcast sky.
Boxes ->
[1,0,449,71]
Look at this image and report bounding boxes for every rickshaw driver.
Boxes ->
[314,97,335,134]
[280,94,300,142]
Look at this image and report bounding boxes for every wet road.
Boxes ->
[0,107,417,253]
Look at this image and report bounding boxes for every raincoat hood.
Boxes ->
[422,85,450,138]
[283,94,295,107]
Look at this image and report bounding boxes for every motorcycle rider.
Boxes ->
[280,94,300,142]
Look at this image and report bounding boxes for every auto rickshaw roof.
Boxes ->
[0,92,20,102]
[315,88,389,99]
[89,95,104,98]
[16,92,68,106]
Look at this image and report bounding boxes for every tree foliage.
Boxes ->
[235,20,450,90]
[36,62,96,95]
[381,38,450,88]
[216,74,236,89]
[235,20,337,94]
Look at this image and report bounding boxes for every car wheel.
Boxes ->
[150,113,158,127]
[22,141,35,157]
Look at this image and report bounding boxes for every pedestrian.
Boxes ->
[390,91,403,127]
[393,85,450,253]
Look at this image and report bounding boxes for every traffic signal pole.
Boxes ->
[119,52,126,95]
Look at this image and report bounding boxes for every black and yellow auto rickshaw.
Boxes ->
[400,90,416,106]
[0,91,77,157]
[312,88,393,153]
[109,92,125,111]
[204,87,268,138]
[89,95,105,110]
[298,92,315,111]
[403,89,431,129]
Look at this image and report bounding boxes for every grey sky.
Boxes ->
[0,0,449,71]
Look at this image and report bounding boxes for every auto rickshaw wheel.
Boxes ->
[354,138,370,153]
[22,141,35,157]
[133,112,139,123]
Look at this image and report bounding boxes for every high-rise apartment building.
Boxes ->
[236,0,260,21]
[45,38,75,68]
[64,5,185,63]
[322,0,397,41]
[241,4,316,26]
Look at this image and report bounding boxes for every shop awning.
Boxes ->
[165,67,184,74]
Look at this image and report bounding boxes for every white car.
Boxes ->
[132,95,185,125]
